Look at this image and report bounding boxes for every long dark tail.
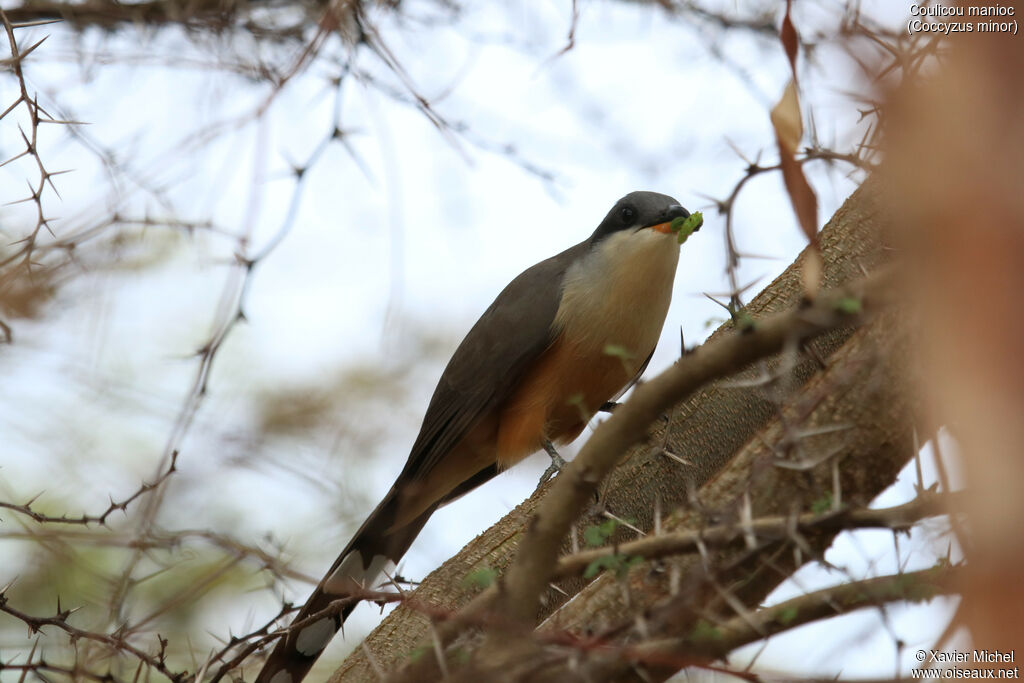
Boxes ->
[254,463,500,683]
[254,489,431,683]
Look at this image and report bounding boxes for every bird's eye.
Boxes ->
[619,206,637,223]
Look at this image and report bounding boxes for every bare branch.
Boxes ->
[0,452,178,526]
[0,586,187,681]
[555,564,962,681]
[552,492,960,580]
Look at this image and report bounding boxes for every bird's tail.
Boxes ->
[254,489,431,683]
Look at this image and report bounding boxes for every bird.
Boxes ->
[256,191,693,683]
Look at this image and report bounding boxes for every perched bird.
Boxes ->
[256,191,693,683]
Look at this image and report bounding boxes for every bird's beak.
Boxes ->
[647,204,691,234]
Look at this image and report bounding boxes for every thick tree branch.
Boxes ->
[524,311,916,682]
[551,564,961,681]
[384,274,901,683]
[704,564,960,658]
[512,314,917,683]
[333,177,895,683]
[489,270,892,629]
[0,0,311,35]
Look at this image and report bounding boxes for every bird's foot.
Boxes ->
[538,440,567,486]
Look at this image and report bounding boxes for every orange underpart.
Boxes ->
[495,334,631,468]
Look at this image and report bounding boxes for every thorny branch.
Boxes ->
[0,452,179,526]
[1,0,317,39]
[712,140,876,317]
[0,10,360,680]
[385,268,898,683]
[551,491,961,580]
[381,542,958,682]
[0,8,69,342]
[0,585,186,681]
[99,71,351,634]
[203,588,407,682]
[551,563,962,681]
[491,269,894,628]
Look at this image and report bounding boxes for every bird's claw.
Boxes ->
[538,440,567,486]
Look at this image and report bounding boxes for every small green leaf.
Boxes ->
[583,554,645,579]
[835,297,862,314]
[810,491,833,515]
[670,211,704,244]
[583,556,617,579]
[583,526,605,547]
[603,344,635,360]
[463,567,498,589]
[735,310,756,333]
[905,577,940,602]
[622,555,645,576]
[583,518,620,547]
[408,645,431,662]
[689,619,723,643]
[777,606,799,625]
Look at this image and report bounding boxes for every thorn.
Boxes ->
[703,291,732,314]
[548,582,569,597]
[660,449,692,467]
[602,509,645,537]
[11,18,64,28]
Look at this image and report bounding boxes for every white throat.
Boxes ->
[554,229,679,357]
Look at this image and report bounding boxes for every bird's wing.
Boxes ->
[399,241,588,483]
[608,347,656,403]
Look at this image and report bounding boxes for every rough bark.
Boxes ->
[516,307,914,682]
[331,176,895,682]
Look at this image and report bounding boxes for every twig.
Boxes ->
[0,586,187,681]
[567,564,962,680]
[0,452,178,526]
[552,492,961,580]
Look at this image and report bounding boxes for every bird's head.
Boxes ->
[589,191,693,243]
